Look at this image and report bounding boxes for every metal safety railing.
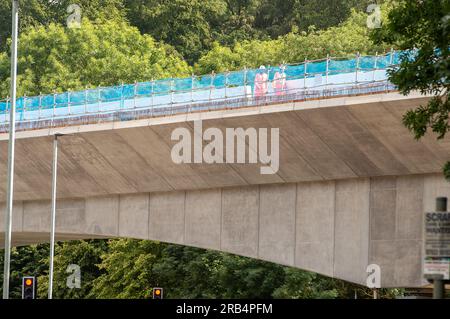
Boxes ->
[0,50,401,133]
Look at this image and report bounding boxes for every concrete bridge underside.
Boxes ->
[0,92,449,288]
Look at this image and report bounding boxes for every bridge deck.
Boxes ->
[0,91,445,202]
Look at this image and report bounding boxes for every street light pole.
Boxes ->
[2,0,19,300]
[48,133,63,299]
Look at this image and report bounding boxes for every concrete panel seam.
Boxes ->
[293,183,298,265]
[21,200,24,232]
[257,185,261,259]
[332,180,337,278]
[219,188,223,251]
[147,193,151,240]
[115,195,120,236]
[117,195,121,237]
[183,190,187,245]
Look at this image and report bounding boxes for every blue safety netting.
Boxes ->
[0,50,402,120]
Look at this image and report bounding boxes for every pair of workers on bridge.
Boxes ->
[254,65,286,97]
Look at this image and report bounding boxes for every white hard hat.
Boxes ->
[259,65,266,70]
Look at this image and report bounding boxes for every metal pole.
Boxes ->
[224,71,229,100]
[191,74,194,103]
[48,133,62,299]
[38,93,42,120]
[98,87,101,113]
[304,58,308,90]
[120,82,124,109]
[373,52,378,82]
[84,87,88,114]
[23,94,26,122]
[304,58,308,99]
[67,90,71,116]
[243,67,247,98]
[3,0,19,299]
[150,79,154,116]
[209,72,214,102]
[355,52,360,83]
[52,91,56,119]
[133,81,137,109]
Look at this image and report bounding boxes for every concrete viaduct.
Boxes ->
[1,91,449,288]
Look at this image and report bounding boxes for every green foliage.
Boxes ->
[255,0,376,38]
[46,239,401,299]
[88,239,161,299]
[0,0,126,51]
[272,269,338,299]
[37,240,108,299]
[0,244,49,299]
[195,9,391,74]
[0,19,191,97]
[123,0,227,64]
[373,0,450,177]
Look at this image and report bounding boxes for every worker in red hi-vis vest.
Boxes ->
[273,64,287,96]
[254,66,268,97]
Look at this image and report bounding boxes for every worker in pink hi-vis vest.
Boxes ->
[273,65,287,96]
[254,66,268,97]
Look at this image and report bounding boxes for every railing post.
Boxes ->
[191,74,195,103]
[84,87,88,114]
[170,79,174,115]
[98,86,101,113]
[267,66,271,100]
[133,81,137,109]
[6,96,9,125]
[151,79,154,115]
[355,52,360,84]
[243,67,249,105]
[389,48,394,65]
[120,82,124,110]
[53,91,56,119]
[243,67,247,98]
[23,94,26,121]
[373,52,378,82]
[209,71,215,102]
[224,70,229,100]
[67,90,71,116]
[304,58,308,96]
[38,92,42,120]
[326,54,330,88]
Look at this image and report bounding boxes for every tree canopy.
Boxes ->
[373,0,450,179]
[14,239,400,299]
[0,19,190,97]
[195,9,390,74]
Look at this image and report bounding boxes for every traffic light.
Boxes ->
[22,276,37,299]
[152,287,163,299]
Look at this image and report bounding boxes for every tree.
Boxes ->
[272,268,338,299]
[37,240,108,299]
[89,239,162,299]
[255,0,376,38]
[123,0,227,64]
[373,0,450,179]
[195,9,390,74]
[0,19,191,97]
[0,0,126,51]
